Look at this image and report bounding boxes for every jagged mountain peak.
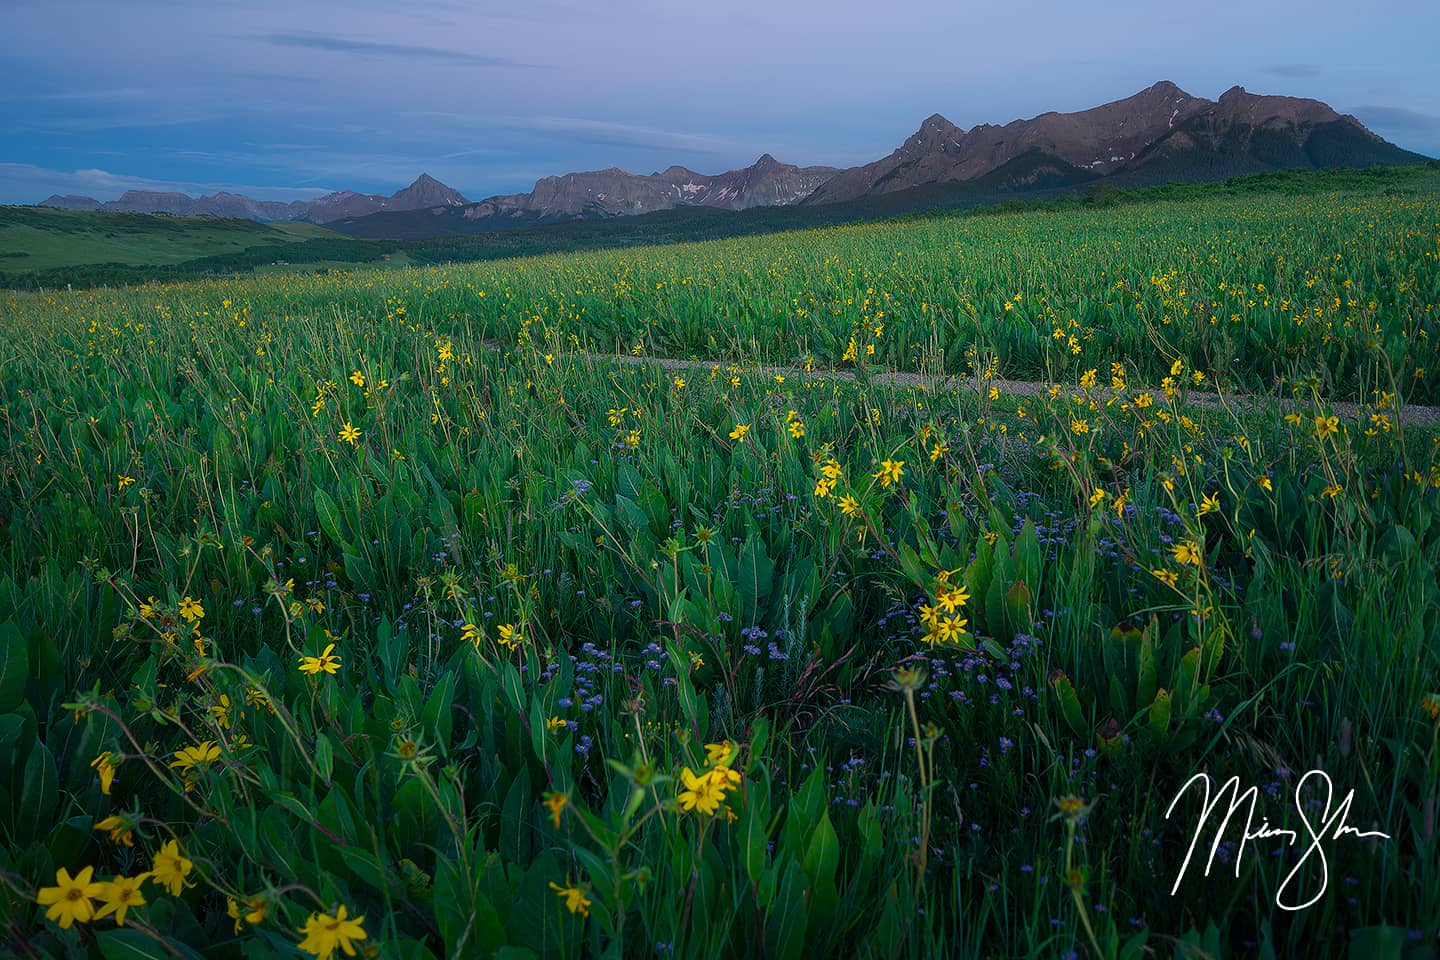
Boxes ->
[1146,79,1189,96]
[509,155,839,218]
[906,113,965,148]
[1214,85,1342,126]
[391,174,468,208]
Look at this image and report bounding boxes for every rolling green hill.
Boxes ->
[401,162,1440,266]
[5,163,1437,289]
[0,206,394,289]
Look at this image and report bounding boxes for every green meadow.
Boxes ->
[0,207,350,270]
[2,175,1439,958]
[0,207,392,289]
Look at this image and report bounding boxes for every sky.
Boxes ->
[2,0,1438,205]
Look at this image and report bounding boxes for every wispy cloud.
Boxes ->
[35,111,216,132]
[255,33,542,68]
[0,163,334,205]
[505,116,734,155]
[1262,64,1322,79]
[1349,105,1440,135]
[1346,105,1440,156]
[0,86,183,104]
[440,147,503,160]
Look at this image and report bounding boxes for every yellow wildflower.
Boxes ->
[872,459,905,488]
[298,642,341,676]
[178,596,205,622]
[94,814,135,846]
[94,875,147,926]
[544,791,569,829]
[91,753,118,795]
[548,881,591,917]
[705,740,735,765]
[677,766,726,815]
[170,741,220,774]
[227,895,268,933]
[298,905,367,960]
[36,866,105,929]
[150,840,194,896]
[1172,542,1202,566]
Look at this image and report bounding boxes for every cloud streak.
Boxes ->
[0,163,335,205]
[1349,105,1440,135]
[505,116,734,155]
[1262,64,1322,79]
[255,33,542,68]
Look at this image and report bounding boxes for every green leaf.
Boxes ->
[335,847,391,895]
[422,671,458,753]
[964,538,994,627]
[15,735,57,844]
[314,487,347,546]
[741,796,772,889]
[801,809,842,938]
[342,552,374,591]
[765,860,810,960]
[1118,931,1149,960]
[981,637,1009,662]
[1149,688,1173,737]
[1013,519,1042,591]
[747,715,770,770]
[0,620,26,712]
[1004,579,1033,635]
[1050,673,1087,738]
[737,534,774,623]
[668,643,708,739]
[500,775,532,863]
[435,855,509,956]
[897,542,928,591]
[495,949,540,960]
[1136,621,1157,709]
[615,494,649,532]
[801,811,839,890]
[313,733,334,785]
[98,929,207,960]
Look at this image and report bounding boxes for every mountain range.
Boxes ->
[803,81,1418,204]
[39,173,469,223]
[35,82,1428,237]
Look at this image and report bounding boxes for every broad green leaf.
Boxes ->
[0,620,27,713]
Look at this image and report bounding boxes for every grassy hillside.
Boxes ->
[0,207,395,289]
[5,165,1436,290]
[324,161,1440,253]
[0,207,341,270]
[399,162,1440,266]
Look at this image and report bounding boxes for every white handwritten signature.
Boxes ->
[1165,769,1390,911]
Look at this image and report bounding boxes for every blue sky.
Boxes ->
[2,0,1437,204]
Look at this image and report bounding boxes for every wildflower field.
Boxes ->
[3,180,1440,958]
